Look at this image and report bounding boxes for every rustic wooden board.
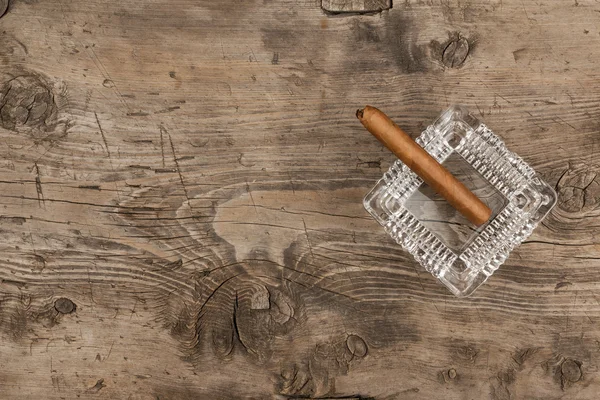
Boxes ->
[321,0,392,13]
[0,0,599,399]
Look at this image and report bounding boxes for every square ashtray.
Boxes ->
[364,105,557,297]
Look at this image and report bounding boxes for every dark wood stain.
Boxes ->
[382,13,430,74]
[351,20,381,43]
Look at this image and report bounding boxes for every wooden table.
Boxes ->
[1,0,598,398]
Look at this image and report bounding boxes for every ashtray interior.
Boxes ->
[364,105,557,297]
[404,152,508,254]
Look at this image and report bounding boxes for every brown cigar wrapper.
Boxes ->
[357,106,492,226]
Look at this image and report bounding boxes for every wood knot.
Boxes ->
[556,165,599,214]
[561,359,582,388]
[269,289,299,327]
[346,334,368,358]
[439,367,458,383]
[442,36,470,68]
[54,298,76,314]
[0,74,58,131]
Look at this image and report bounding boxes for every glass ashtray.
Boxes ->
[364,105,557,297]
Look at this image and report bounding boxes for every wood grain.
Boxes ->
[0,0,8,18]
[321,0,392,13]
[0,0,599,399]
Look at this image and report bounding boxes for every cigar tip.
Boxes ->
[356,108,364,119]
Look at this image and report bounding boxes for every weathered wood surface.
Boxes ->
[321,0,392,13]
[0,0,599,399]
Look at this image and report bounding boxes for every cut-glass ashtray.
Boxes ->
[364,105,557,297]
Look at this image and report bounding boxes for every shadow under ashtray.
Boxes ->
[404,152,509,258]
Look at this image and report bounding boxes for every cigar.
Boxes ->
[357,106,492,226]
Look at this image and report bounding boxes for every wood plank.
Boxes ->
[321,0,392,13]
[0,0,599,399]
